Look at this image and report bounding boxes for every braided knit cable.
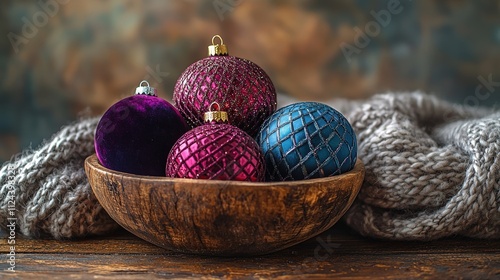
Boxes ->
[341,93,500,240]
[0,117,119,239]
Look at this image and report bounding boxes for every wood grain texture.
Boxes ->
[84,154,365,256]
[1,225,499,279]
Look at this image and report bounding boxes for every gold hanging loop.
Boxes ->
[204,102,229,123]
[208,35,229,56]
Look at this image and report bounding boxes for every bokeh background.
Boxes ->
[1,0,500,163]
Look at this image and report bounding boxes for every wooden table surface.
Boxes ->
[1,223,499,279]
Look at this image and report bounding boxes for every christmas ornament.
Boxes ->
[95,80,189,176]
[166,102,265,181]
[257,102,357,181]
[173,35,277,137]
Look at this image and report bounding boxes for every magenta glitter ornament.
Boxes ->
[166,103,265,181]
[173,35,277,137]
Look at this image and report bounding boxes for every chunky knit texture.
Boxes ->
[1,92,499,240]
[341,93,500,240]
[0,118,119,238]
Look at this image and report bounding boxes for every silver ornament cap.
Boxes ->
[135,80,157,96]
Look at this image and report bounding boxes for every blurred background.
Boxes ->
[1,0,500,163]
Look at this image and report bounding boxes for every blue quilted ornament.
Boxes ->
[257,102,357,181]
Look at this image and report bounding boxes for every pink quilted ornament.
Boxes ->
[173,35,277,137]
[166,102,265,181]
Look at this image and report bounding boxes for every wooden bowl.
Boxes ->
[85,154,364,256]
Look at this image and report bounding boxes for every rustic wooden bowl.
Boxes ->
[85,154,364,256]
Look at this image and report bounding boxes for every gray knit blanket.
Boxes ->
[1,92,499,240]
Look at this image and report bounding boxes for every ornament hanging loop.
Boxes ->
[209,101,220,111]
[204,101,229,123]
[212,35,223,46]
[135,80,157,96]
[208,34,228,56]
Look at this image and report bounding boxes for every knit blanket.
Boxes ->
[1,92,499,240]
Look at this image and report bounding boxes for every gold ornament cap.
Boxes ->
[204,102,228,123]
[208,35,228,56]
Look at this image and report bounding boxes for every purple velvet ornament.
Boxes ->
[95,81,189,176]
[173,35,277,137]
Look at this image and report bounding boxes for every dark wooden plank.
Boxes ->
[1,224,499,278]
[3,224,499,256]
[1,252,498,279]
